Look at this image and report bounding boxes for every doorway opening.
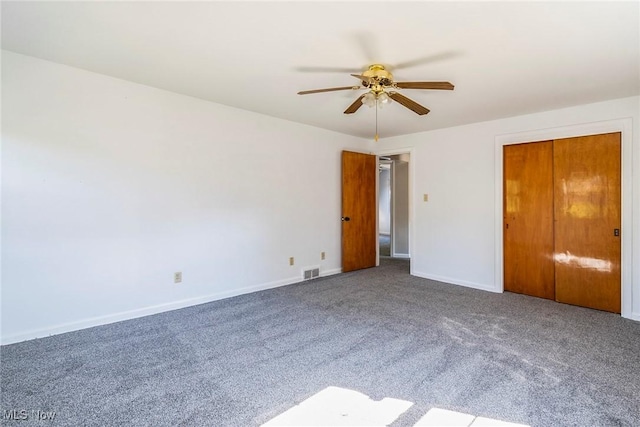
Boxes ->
[378,154,410,261]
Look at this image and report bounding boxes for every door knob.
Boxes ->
[341,217,351,222]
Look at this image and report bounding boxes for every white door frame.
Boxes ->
[375,148,414,273]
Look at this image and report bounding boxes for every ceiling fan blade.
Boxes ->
[395,82,454,90]
[392,51,461,70]
[294,66,357,73]
[298,86,359,95]
[344,95,366,114]
[388,92,430,115]
[350,73,372,83]
[351,31,378,63]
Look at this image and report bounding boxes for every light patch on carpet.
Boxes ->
[262,388,530,427]
[261,386,413,426]
[414,408,531,427]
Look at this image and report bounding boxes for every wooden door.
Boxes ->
[553,133,621,313]
[503,141,555,299]
[342,151,377,272]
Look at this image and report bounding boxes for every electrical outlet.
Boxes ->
[174,272,182,283]
[321,252,326,260]
[289,257,294,266]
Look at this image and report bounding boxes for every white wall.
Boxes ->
[379,96,640,321]
[1,51,368,344]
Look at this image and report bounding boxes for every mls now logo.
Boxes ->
[2,409,56,421]
[3,409,28,420]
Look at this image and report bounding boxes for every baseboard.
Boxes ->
[412,271,499,293]
[630,312,640,322]
[392,253,410,259]
[0,274,314,346]
[321,268,342,277]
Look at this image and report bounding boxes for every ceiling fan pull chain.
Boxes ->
[374,97,379,142]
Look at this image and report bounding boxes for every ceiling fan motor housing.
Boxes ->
[362,64,394,89]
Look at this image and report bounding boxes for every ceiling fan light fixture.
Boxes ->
[362,92,376,108]
[378,92,391,106]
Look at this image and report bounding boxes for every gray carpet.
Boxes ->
[2,258,640,426]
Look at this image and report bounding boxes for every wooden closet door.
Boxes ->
[553,133,621,313]
[503,141,555,299]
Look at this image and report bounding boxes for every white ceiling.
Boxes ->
[2,1,639,139]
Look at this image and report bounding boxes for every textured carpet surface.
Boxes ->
[2,258,640,426]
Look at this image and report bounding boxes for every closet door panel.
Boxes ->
[553,133,621,313]
[503,141,555,299]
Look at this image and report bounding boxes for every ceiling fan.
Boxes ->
[297,64,454,116]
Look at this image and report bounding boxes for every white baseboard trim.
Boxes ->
[0,274,323,346]
[412,271,499,293]
[392,253,410,259]
[321,268,342,277]
[630,312,640,322]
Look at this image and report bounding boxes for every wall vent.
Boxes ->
[303,267,320,280]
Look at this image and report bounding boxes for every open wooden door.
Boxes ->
[342,151,377,272]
